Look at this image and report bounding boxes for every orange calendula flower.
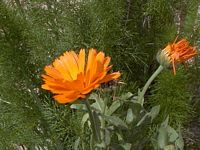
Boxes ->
[42,48,121,104]
[157,37,198,75]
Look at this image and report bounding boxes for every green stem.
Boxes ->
[84,99,100,143]
[100,97,107,141]
[138,65,164,105]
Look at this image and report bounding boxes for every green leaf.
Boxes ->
[81,141,85,150]
[106,92,133,115]
[120,92,133,100]
[90,134,95,150]
[175,138,184,150]
[151,138,158,150]
[167,126,178,142]
[137,88,144,106]
[107,100,123,115]
[161,116,169,128]
[103,115,128,129]
[91,102,102,112]
[136,113,149,126]
[96,97,105,112]
[96,142,106,148]
[158,127,168,149]
[130,102,143,117]
[116,133,123,141]
[149,105,160,122]
[175,127,184,150]
[92,111,101,134]
[88,93,97,100]
[70,104,86,110]
[89,93,105,113]
[109,143,124,150]
[74,137,80,150]
[126,108,134,124]
[81,113,89,128]
[121,143,132,150]
[105,129,111,145]
[164,145,175,150]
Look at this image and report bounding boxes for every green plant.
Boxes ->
[149,68,193,128]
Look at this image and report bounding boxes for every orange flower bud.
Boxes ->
[157,38,197,75]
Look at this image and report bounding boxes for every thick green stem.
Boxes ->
[138,65,164,105]
[84,99,101,143]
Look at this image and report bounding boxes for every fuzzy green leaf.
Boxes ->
[70,104,86,110]
[158,127,168,149]
[116,133,123,141]
[136,113,149,126]
[149,105,160,121]
[121,143,132,150]
[167,126,178,142]
[175,138,184,150]
[96,142,106,148]
[137,88,144,106]
[107,100,123,115]
[106,92,133,116]
[175,128,184,150]
[90,93,105,113]
[126,108,134,124]
[105,129,111,145]
[120,92,133,100]
[74,137,80,150]
[81,113,89,128]
[161,116,169,128]
[103,115,128,129]
[164,145,175,150]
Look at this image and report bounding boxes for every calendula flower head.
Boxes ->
[42,48,121,104]
[157,37,197,75]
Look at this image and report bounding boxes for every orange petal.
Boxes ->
[104,57,111,69]
[172,59,176,75]
[70,51,79,62]
[86,48,97,72]
[53,57,73,81]
[44,66,63,80]
[42,74,84,92]
[81,86,95,95]
[62,52,79,80]
[100,72,121,83]
[53,91,80,103]
[54,94,79,104]
[41,84,51,90]
[78,49,85,73]
[81,72,107,94]
[91,61,105,82]
[96,52,105,64]
[89,51,105,83]
[85,49,97,86]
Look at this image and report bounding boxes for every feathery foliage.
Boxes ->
[149,68,192,128]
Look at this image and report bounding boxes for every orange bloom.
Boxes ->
[157,38,197,75]
[42,48,121,104]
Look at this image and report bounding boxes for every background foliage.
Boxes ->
[0,0,200,149]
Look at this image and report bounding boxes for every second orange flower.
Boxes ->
[157,38,197,75]
[42,48,120,104]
